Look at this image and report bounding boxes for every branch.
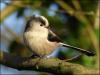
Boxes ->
[94,0,100,29]
[0,1,22,22]
[0,51,99,75]
[1,1,42,23]
[94,3,100,68]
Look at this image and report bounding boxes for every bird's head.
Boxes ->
[25,15,49,32]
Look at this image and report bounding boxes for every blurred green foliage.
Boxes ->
[1,0,99,67]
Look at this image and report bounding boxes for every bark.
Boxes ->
[0,51,99,75]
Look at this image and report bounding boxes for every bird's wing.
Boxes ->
[48,29,62,42]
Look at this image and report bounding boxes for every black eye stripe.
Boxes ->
[38,17,45,25]
[41,20,45,25]
[25,19,32,31]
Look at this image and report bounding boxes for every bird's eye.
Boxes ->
[40,24,44,26]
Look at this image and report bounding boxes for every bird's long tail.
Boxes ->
[60,43,95,56]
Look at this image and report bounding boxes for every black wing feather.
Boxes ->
[48,29,62,42]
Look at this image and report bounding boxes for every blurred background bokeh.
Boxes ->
[0,0,99,74]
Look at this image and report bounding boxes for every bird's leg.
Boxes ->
[30,55,45,67]
[25,54,44,68]
[30,54,38,58]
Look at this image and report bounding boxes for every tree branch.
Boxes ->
[0,51,99,75]
[0,1,22,22]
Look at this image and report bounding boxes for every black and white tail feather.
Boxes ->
[48,29,95,56]
[59,43,95,56]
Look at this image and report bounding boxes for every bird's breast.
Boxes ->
[24,31,58,56]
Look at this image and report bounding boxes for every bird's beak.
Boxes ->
[45,25,50,29]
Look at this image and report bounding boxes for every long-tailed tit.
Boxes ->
[23,15,95,59]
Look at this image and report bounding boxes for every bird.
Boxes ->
[23,15,95,59]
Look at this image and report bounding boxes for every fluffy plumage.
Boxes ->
[24,15,95,57]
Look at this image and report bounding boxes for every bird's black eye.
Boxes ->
[40,24,44,26]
